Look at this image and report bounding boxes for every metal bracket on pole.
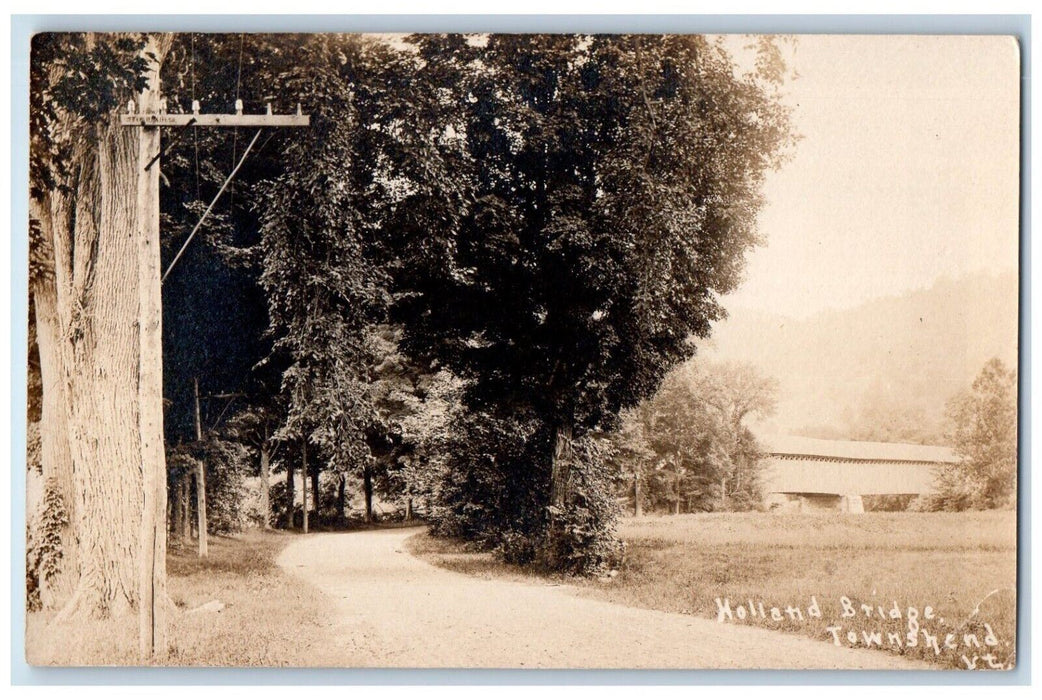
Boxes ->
[144,117,197,171]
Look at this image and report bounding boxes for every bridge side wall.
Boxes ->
[761,455,943,512]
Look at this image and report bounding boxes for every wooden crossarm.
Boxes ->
[121,113,310,128]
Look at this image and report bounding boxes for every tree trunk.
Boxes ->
[30,263,77,609]
[259,443,271,529]
[674,471,682,515]
[362,467,373,524]
[336,473,346,521]
[733,420,743,494]
[404,497,413,522]
[550,423,574,508]
[286,461,295,528]
[310,459,320,528]
[38,36,173,662]
[633,472,643,518]
[302,441,309,534]
[196,461,208,558]
[189,476,197,539]
[48,43,170,625]
[180,475,191,540]
[50,121,142,621]
[171,473,183,541]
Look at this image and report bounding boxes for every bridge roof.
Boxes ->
[760,434,958,464]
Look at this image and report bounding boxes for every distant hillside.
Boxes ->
[700,270,1019,441]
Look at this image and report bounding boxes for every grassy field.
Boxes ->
[410,511,1018,670]
[26,530,338,666]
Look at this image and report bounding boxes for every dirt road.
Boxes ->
[277,527,930,669]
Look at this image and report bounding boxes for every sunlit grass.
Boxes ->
[411,511,1018,670]
[26,530,339,667]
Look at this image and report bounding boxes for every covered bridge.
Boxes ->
[759,435,958,513]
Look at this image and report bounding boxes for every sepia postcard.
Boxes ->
[23,30,1020,671]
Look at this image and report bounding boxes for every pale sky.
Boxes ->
[720,35,1021,319]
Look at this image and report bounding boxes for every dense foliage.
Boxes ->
[383,35,793,570]
[26,478,69,611]
[29,33,150,205]
[611,359,777,514]
[29,33,794,578]
[367,326,465,518]
[168,435,254,534]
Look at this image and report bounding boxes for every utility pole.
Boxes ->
[194,377,208,558]
[133,34,170,663]
[121,61,308,659]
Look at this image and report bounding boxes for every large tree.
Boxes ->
[152,33,389,533]
[248,34,481,525]
[29,32,172,657]
[255,35,411,525]
[390,34,794,570]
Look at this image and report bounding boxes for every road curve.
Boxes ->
[277,527,931,669]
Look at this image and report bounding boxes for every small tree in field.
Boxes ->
[932,358,1018,510]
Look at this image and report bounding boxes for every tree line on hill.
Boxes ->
[705,271,1019,445]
